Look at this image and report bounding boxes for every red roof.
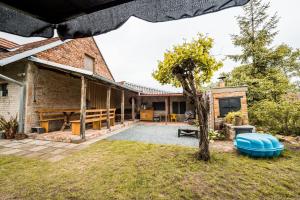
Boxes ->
[0,38,19,49]
[0,37,60,60]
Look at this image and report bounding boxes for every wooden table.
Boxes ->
[61,110,80,131]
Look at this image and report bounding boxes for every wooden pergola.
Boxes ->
[79,76,138,140]
[29,57,139,140]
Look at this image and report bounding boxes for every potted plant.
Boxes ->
[0,115,18,139]
[233,111,243,126]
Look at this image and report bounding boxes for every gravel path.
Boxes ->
[108,124,200,147]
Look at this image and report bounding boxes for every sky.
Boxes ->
[0,0,299,92]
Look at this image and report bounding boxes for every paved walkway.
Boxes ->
[0,139,89,162]
[0,124,134,162]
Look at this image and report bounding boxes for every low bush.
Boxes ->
[249,99,300,135]
[208,129,225,140]
[0,115,18,139]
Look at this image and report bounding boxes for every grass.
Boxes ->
[0,140,300,200]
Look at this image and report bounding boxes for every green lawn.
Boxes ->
[0,140,300,200]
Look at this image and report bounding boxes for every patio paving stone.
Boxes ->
[52,143,70,148]
[50,148,67,155]
[28,140,51,145]
[0,148,11,153]
[0,149,23,155]
[13,150,32,156]
[64,143,80,149]
[39,147,57,153]
[2,142,22,148]
[29,146,49,152]
[24,152,46,158]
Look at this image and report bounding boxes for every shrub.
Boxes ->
[249,99,300,135]
[208,129,225,141]
[0,115,18,139]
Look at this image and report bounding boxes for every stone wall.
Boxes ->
[36,37,114,81]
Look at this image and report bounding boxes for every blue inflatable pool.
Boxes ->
[234,133,284,157]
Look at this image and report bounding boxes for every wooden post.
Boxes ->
[165,97,168,123]
[121,90,125,124]
[80,76,87,140]
[131,97,135,121]
[106,87,111,129]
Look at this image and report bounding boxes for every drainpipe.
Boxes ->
[0,73,26,133]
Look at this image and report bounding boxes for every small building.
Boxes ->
[0,37,249,140]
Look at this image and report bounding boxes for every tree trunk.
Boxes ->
[194,94,210,161]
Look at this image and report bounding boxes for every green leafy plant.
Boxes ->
[0,115,18,139]
[224,111,243,124]
[250,99,300,135]
[208,129,225,141]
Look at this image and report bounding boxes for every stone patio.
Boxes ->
[28,121,136,143]
[0,122,136,162]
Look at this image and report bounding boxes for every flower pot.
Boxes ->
[234,116,243,126]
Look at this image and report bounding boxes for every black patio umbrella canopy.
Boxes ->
[0,0,249,39]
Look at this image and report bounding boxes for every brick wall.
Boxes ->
[36,37,114,81]
[24,62,82,133]
[211,87,248,129]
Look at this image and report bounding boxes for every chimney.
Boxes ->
[218,76,226,88]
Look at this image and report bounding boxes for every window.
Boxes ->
[172,101,186,114]
[219,97,241,117]
[152,102,165,111]
[84,54,95,72]
[0,83,8,97]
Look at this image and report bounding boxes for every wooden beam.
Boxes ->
[106,87,111,129]
[80,76,87,139]
[121,90,125,124]
[131,97,135,121]
[165,97,168,123]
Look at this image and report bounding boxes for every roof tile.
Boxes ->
[0,37,60,60]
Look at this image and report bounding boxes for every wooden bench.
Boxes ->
[70,109,116,135]
[37,109,66,133]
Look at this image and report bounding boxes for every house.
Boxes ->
[120,81,249,130]
[0,37,249,140]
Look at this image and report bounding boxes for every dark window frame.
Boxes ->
[152,102,165,111]
[172,101,186,114]
[218,97,241,117]
[84,54,95,73]
[0,83,8,97]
